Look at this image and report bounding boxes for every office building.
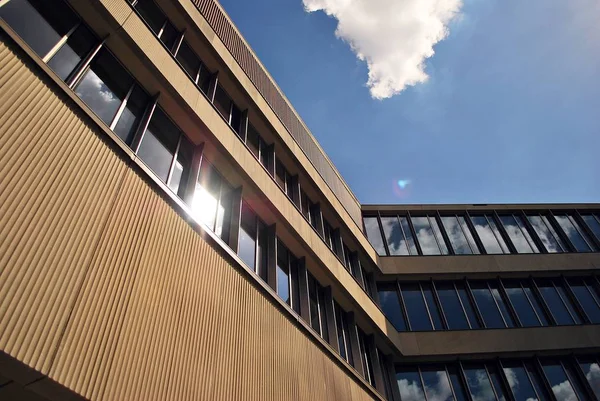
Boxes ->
[0,0,599,400]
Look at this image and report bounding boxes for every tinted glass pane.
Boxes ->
[490,282,515,327]
[238,203,257,271]
[137,107,178,182]
[568,278,600,323]
[192,161,221,229]
[412,216,442,255]
[335,304,348,361]
[442,216,474,255]
[198,65,211,94]
[437,282,470,330]
[541,362,579,401]
[464,365,497,401]
[555,214,596,252]
[459,216,481,254]
[537,280,574,325]
[1,0,78,57]
[256,222,268,281]
[581,215,600,241]
[578,358,600,400]
[487,365,510,401]
[230,103,242,134]
[515,215,541,253]
[524,361,551,401]
[214,85,231,121]
[457,282,481,328]
[308,274,321,334]
[113,84,148,144]
[527,215,566,253]
[402,283,432,331]
[471,282,505,328]
[47,24,96,81]
[423,283,444,330]
[247,123,260,157]
[276,243,290,304]
[215,185,232,240]
[381,217,409,255]
[134,0,165,33]
[169,135,192,197]
[430,217,450,254]
[75,49,133,125]
[499,215,537,253]
[396,368,426,401]
[421,366,455,401]
[555,282,583,324]
[448,366,469,401]
[523,283,550,326]
[176,40,201,80]
[562,361,588,401]
[471,216,507,254]
[504,281,542,327]
[401,217,419,254]
[503,362,540,401]
[159,21,178,51]
[364,217,387,255]
[377,284,407,331]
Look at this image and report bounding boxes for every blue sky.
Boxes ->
[218,0,600,205]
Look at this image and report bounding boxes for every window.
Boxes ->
[276,241,291,305]
[411,215,449,255]
[503,280,547,327]
[377,283,407,331]
[541,361,581,401]
[133,0,180,52]
[422,282,444,330]
[554,213,597,252]
[238,202,258,271]
[113,85,149,144]
[527,214,568,253]
[357,329,374,385]
[456,282,482,329]
[308,273,328,340]
[502,361,548,401]
[401,282,432,331]
[380,216,418,255]
[1,0,79,58]
[191,160,232,241]
[498,214,540,253]
[536,279,582,325]
[396,367,426,401]
[175,39,211,94]
[463,364,497,401]
[213,85,242,134]
[470,215,510,254]
[275,159,294,199]
[567,277,600,324]
[74,48,134,126]
[323,219,334,250]
[334,303,352,363]
[364,217,386,255]
[470,281,509,329]
[581,214,600,242]
[578,357,600,400]
[437,282,470,330]
[246,123,271,170]
[441,215,480,254]
[447,365,470,401]
[47,24,96,81]
[421,366,454,401]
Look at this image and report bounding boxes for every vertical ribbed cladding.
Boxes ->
[0,38,128,375]
[191,0,363,228]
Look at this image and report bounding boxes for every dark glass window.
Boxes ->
[192,160,232,241]
[421,366,454,401]
[503,361,544,401]
[47,24,96,81]
[581,214,600,242]
[308,273,323,336]
[578,357,600,400]
[158,21,179,52]
[541,361,580,401]
[113,84,148,144]
[377,283,407,331]
[380,216,407,255]
[214,84,232,122]
[133,0,165,34]
[364,217,386,255]
[454,282,480,329]
[471,215,510,254]
[1,0,79,58]
[522,281,550,326]
[230,103,242,135]
[437,282,470,330]
[463,365,497,401]
[499,214,540,253]
[396,367,426,401]
[169,135,193,198]
[536,279,581,325]
[276,241,291,305]
[247,123,260,157]
[256,220,268,282]
[411,216,449,255]
[275,159,287,192]
[554,213,597,252]
[137,107,179,182]
[238,202,257,271]
[489,281,516,327]
[562,361,589,401]
[334,303,351,363]
[422,282,444,330]
[323,219,334,250]
[567,277,600,323]
[524,361,552,401]
[176,40,201,82]
[527,215,567,253]
[441,215,479,254]
[401,282,432,331]
[357,329,373,384]
[487,364,511,401]
[74,48,134,125]
[470,281,506,329]
[448,365,469,401]
[504,280,544,327]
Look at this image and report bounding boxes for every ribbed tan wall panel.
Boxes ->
[0,37,128,375]
[0,33,378,401]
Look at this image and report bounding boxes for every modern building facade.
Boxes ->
[0,0,599,400]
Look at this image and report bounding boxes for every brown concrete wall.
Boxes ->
[0,35,380,401]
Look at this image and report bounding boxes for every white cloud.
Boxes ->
[302,0,463,99]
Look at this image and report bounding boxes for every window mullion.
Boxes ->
[66,38,106,88]
[42,22,80,63]
[109,83,135,130]
[172,29,185,56]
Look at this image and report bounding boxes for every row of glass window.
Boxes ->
[396,355,600,401]
[364,211,600,256]
[378,275,600,332]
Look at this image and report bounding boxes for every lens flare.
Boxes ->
[393,179,412,199]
